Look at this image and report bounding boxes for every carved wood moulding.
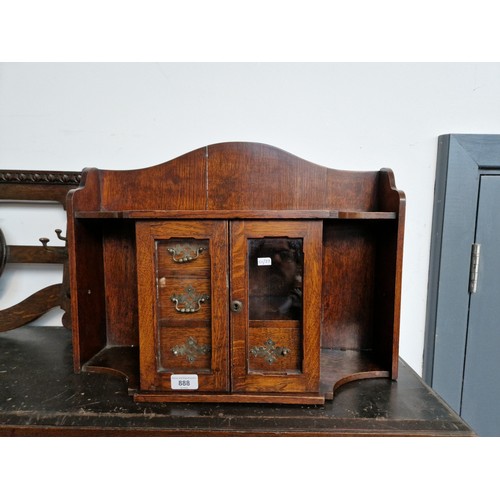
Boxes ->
[0,170,82,185]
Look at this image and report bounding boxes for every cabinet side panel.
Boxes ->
[67,167,104,370]
[321,221,375,350]
[69,219,107,369]
[376,170,405,377]
[373,220,401,377]
[136,224,157,390]
[302,221,323,391]
[102,221,138,346]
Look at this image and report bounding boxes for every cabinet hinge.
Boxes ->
[469,243,481,294]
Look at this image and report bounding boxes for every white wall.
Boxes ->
[1,62,500,375]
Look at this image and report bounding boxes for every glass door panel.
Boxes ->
[248,237,304,375]
[248,237,303,321]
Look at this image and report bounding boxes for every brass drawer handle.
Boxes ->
[171,285,209,313]
[167,243,207,263]
[250,338,290,364]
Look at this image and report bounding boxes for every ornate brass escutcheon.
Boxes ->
[167,242,207,263]
[171,336,211,363]
[250,338,290,364]
[171,284,209,313]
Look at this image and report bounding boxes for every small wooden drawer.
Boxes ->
[156,238,210,276]
[158,326,212,373]
[158,277,211,321]
[248,321,302,374]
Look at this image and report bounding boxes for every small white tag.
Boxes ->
[257,257,272,266]
[171,374,199,390]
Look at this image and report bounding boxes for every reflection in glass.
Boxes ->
[248,238,303,320]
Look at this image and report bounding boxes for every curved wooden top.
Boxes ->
[69,142,404,214]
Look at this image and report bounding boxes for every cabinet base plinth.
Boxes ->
[133,391,326,405]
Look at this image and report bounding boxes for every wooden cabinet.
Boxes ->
[135,220,322,402]
[67,142,405,405]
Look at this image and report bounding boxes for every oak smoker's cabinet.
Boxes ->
[67,143,405,405]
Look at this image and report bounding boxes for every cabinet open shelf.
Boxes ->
[67,142,405,404]
[81,343,389,404]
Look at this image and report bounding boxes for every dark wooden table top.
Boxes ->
[0,327,474,436]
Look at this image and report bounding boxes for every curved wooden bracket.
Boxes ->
[0,284,62,332]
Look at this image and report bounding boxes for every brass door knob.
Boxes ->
[231,300,243,313]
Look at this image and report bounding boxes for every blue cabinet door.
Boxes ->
[461,175,500,436]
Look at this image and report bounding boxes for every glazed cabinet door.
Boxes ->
[136,221,229,393]
[230,221,322,394]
